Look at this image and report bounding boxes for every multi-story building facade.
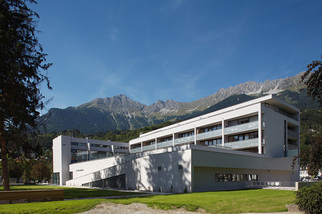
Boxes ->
[52,135,129,185]
[53,95,300,192]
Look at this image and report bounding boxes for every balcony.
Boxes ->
[196,129,222,141]
[224,121,258,135]
[288,129,298,139]
[224,138,258,150]
[157,140,173,149]
[287,149,298,157]
[142,144,156,152]
[174,135,194,145]
[130,147,141,153]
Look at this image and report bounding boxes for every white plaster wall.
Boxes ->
[193,167,295,191]
[67,146,192,193]
[53,135,71,185]
[191,148,299,191]
[262,105,299,158]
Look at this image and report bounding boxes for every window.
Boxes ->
[69,172,73,180]
[71,142,86,146]
[52,172,60,185]
[238,118,249,124]
[228,132,258,142]
[215,173,258,182]
[71,149,88,163]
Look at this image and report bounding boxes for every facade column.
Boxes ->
[86,137,91,160]
[155,138,157,150]
[221,119,225,147]
[258,104,262,154]
[194,126,197,145]
[172,132,175,147]
[140,141,143,152]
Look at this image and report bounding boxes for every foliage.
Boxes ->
[30,161,51,181]
[8,158,24,183]
[296,182,322,214]
[299,136,322,177]
[0,0,51,190]
[109,189,296,213]
[301,55,322,107]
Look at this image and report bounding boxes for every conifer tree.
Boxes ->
[0,0,51,190]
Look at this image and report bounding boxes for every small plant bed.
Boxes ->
[0,185,144,199]
[108,189,296,213]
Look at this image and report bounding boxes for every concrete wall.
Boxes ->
[191,147,299,191]
[53,135,71,185]
[67,145,193,193]
[262,105,300,158]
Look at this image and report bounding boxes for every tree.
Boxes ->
[301,55,322,107]
[30,161,51,182]
[0,0,51,190]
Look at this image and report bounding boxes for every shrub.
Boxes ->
[296,182,322,214]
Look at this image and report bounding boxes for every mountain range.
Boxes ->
[39,72,319,134]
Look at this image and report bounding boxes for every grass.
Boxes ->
[0,186,297,214]
[108,189,297,213]
[0,199,106,214]
[0,185,143,199]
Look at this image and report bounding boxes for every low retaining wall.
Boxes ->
[0,189,64,204]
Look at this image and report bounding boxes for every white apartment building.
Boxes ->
[53,94,300,192]
[52,136,129,185]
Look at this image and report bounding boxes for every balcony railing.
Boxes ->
[130,147,141,153]
[288,129,298,139]
[287,149,298,157]
[157,140,173,149]
[142,144,156,152]
[224,138,258,149]
[196,129,222,141]
[224,121,258,135]
[174,135,194,145]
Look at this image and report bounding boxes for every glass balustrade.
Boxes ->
[157,140,173,149]
[196,129,222,141]
[224,121,258,135]
[287,149,298,157]
[288,129,298,139]
[174,135,194,145]
[130,147,142,153]
[224,138,258,149]
[142,144,156,152]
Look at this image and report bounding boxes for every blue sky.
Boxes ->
[30,0,322,112]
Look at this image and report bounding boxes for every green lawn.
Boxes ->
[0,199,106,214]
[108,189,297,213]
[0,185,143,199]
[0,186,297,214]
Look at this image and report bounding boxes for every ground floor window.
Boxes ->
[52,172,60,185]
[215,173,258,182]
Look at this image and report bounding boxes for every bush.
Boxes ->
[296,182,322,214]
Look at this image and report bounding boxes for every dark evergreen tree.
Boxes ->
[301,55,322,107]
[0,0,51,190]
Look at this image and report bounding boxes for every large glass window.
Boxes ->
[228,132,258,142]
[71,142,86,146]
[90,151,111,160]
[52,172,60,185]
[71,149,88,163]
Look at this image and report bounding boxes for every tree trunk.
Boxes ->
[0,128,9,191]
